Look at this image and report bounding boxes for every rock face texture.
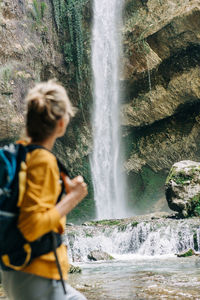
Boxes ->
[165,160,200,217]
[0,0,68,142]
[121,0,200,213]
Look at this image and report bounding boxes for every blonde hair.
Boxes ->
[26,79,75,142]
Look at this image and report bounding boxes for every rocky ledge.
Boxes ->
[65,212,200,262]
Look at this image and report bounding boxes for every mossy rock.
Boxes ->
[131,222,139,227]
[165,160,200,217]
[69,264,82,274]
[86,219,121,226]
[176,249,196,257]
[87,250,114,261]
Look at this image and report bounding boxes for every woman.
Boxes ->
[2,80,88,300]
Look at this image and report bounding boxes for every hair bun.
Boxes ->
[26,80,75,142]
[29,94,46,113]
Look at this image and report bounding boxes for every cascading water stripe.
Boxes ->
[66,222,200,262]
[90,0,127,219]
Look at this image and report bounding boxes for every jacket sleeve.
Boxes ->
[17,149,63,242]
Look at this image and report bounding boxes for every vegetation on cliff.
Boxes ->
[50,0,94,223]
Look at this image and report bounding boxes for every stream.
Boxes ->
[66,215,200,299]
[68,256,200,300]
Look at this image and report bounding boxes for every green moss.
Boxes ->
[85,232,93,238]
[131,222,138,227]
[0,66,13,93]
[51,0,85,79]
[177,249,195,257]
[51,0,92,114]
[40,2,47,18]
[193,194,200,216]
[31,0,46,24]
[88,220,121,226]
[1,67,12,82]
[194,206,200,216]
[193,232,198,251]
[166,168,192,185]
[69,264,82,273]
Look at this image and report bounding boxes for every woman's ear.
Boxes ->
[58,117,65,128]
[56,117,68,137]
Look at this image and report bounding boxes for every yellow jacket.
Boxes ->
[17,148,69,280]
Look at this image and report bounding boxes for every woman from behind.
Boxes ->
[2,80,88,300]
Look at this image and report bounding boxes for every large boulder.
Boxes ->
[165,160,200,217]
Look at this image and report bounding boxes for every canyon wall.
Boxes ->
[121,0,200,214]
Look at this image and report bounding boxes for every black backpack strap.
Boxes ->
[30,231,62,259]
[52,232,67,294]
[56,158,69,176]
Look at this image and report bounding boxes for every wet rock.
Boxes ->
[69,264,82,274]
[87,250,114,261]
[165,160,200,217]
[176,249,198,257]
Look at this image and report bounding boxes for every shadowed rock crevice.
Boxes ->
[121,44,200,105]
[124,100,200,173]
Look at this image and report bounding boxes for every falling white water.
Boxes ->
[66,221,200,262]
[90,0,127,219]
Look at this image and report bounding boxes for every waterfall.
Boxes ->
[65,220,200,262]
[90,0,127,219]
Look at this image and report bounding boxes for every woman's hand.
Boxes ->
[61,173,88,200]
[56,174,88,217]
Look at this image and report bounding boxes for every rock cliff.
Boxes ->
[121,0,200,213]
[0,0,68,142]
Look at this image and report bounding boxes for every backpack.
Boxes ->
[0,143,62,271]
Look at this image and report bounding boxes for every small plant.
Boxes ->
[85,232,93,238]
[31,0,47,24]
[63,42,73,64]
[131,221,138,227]
[194,206,200,216]
[40,2,46,18]
[193,194,200,216]
[167,172,192,185]
[0,66,13,93]
[2,67,12,82]
[193,232,198,251]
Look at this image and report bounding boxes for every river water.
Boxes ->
[66,217,200,299]
[68,256,200,300]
